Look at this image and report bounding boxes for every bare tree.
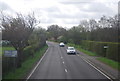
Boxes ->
[79,20,89,32]
[1,13,39,68]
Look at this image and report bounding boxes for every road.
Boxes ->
[28,41,111,80]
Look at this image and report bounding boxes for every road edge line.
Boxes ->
[26,47,49,81]
[79,56,113,81]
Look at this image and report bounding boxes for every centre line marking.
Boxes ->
[63,61,65,64]
[65,69,68,72]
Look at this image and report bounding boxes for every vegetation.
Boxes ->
[1,13,47,78]
[81,40,120,62]
[46,15,119,63]
[97,57,120,71]
[0,47,1,56]
[3,45,48,79]
[47,25,66,41]
[0,46,15,56]
[68,43,120,71]
[1,13,39,68]
[2,47,15,54]
[2,27,47,77]
[54,15,119,44]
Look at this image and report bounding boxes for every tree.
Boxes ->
[79,20,89,32]
[28,27,47,57]
[1,13,38,68]
[33,27,47,48]
[47,25,66,41]
[98,15,109,28]
[67,26,85,44]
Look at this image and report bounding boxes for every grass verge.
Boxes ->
[3,45,48,79]
[97,57,120,71]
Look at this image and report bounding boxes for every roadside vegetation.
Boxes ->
[67,43,120,71]
[0,47,1,56]
[3,45,48,79]
[97,57,120,71]
[0,46,15,57]
[2,47,15,53]
[1,12,47,79]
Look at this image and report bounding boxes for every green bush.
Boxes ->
[23,45,35,59]
[81,40,120,62]
[23,42,43,60]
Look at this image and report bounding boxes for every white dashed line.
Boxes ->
[65,69,68,73]
[61,56,63,59]
[63,61,65,64]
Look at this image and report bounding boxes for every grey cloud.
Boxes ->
[59,0,96,3]
[61,1,117,15]
[44,6,60,12]
[46,9,91,19]
[83,2,113,13]
[45,2,116,19]
[33,0,118,27]
[0,1,12,11]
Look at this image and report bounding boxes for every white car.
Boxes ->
[67,47,76,54]
[59,42,65,47]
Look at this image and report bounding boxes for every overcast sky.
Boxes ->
[0,0,119,28]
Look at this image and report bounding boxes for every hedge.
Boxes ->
[81,40,120,62]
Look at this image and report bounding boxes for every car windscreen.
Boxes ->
[68,48,74,50]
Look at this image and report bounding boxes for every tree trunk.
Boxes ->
[16,49,22,68]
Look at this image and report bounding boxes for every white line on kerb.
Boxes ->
[80,56,113,81]
[26,48,49,81]
[87,61,112,80]
[65,69,68,72]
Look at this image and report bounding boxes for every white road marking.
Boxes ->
[65,69,68,73]
[63,61,65,64]
[61,56,63,59]
[80,56,113,81]
[26,47,49,81]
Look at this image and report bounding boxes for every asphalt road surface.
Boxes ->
[28,41,111,80]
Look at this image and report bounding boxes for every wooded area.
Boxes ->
[1,13,47,77]
[47,15,119,44]
[47,14,119,62]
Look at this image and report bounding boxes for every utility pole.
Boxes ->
[118,1,120,20]
[118,1,120,81]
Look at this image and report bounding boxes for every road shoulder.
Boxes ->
[77,51,120,80]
